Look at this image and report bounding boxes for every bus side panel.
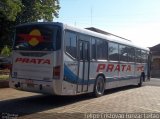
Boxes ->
[90,61,120,90]
[62,54,78,95]
[118,63,138,87]
[135,63,146,79]
[88,61,100,93]
[95,62,140,90]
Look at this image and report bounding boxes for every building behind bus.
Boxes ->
[150,44,160,78]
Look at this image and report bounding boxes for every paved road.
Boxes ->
[0,78,160,119]
[144,78,160,86]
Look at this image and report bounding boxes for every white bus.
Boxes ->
[9,22,150,97]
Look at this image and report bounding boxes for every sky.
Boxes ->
[54,0,160,47]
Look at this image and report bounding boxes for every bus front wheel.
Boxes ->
[93,76,105,97]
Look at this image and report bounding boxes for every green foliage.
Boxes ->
[0,0,60,50]
[0,45,11,57]
[0,0,60,23]
[34,0,60,21]
[16,0,60,23]
[0,0,22,21]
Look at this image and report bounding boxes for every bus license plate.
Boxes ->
[26,80,34,87]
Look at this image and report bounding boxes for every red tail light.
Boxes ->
[53,66,60,79]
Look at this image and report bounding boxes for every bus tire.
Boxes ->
[93,76,105,97]
[138,74,144,87]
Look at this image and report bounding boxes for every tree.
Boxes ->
[0,0,22,49]
[0,0,60,50]
[0,0,22,21]
[16,0,60,24]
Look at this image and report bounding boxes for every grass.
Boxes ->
[0,69,10,80]
[0,75,9,80]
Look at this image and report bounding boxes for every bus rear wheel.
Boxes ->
[93,76,105,97]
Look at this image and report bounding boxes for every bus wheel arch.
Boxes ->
[93,74,106,97]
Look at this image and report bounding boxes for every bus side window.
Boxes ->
[135,49,141,63]
[108,42,119,61]
[79,42,83,60]
[128,47,135,62]
[96,39,108,60]
[119,45,128,62]
[91,38,96,60]
[141,50,147,63]
[65,31,77,59]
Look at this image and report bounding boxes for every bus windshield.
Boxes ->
[13,24,61,51]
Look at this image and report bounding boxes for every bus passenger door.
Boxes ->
[77,40,90,93]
